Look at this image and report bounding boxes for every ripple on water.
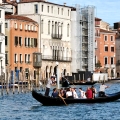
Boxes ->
[1,83,120,120]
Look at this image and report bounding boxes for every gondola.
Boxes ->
[69,81,97,85]
[32,90,120,106]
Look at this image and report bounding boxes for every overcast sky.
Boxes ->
[48,0,120,26]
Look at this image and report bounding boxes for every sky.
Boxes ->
[48,0,120,26]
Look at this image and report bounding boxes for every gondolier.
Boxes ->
[45,76,56,96]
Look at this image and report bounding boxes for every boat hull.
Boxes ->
[32,90,120,106]
[69,82,97,85]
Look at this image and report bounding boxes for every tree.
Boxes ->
[95,60,102,68]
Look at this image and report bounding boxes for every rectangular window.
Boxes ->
[34,70,36,79]
[25,38,27,46]
[41,5,43,12]
[5,52,8,65]
[111,36,113,41]
[19,37,22,46]
[68,9,69,16]
[5,23,8,28]
[41,20,43,33]
[20,67,22,72]
[105,46,108,52]
[111,57,114,64]
[14,54,17,63]
[58,8,59,14]
[0,10,1,18]
[47,6,49,13]
[52,21,54,34]
[28,38,30,47]
[15,36,18,46]
[20,54,22,63]
[34,38,37,47]
[5,36,7,46]
[51,6,53,13]
[25,54,27,63]
[104,36,107,41]
[111,47,114,52]
[28,54,30,62]
[67,24,69,37]
[104,57,108,64]
[34,4,38,13]
[61,8,63,15]
[48,21,50,34]
[0,24,2,33]
[0,42,2,53]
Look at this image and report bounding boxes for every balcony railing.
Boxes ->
[42,55,72,62]
[51,34,62,39]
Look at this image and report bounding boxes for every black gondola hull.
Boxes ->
[69,82,97,85]
[32,90,120,106]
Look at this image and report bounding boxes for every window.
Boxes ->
[5,52,8,65]
[34,38,37,47]
[25,54,27,63]
[20,54,22,63]
[5,23,8,28]
[61,23,63,35]
[0,24,2,33]
[41,5,43,12]
[20,24,22,30]
[111,47,114,52]
[19,37,22,46]
[15,36,18,46]
[51,6,53,13]
[41,20,43,33]
[14,54,17,63]
[0,10,1,18]
[5,36,7,46]
[104,57,108,64]
[34,4,38,13]
[111,57,114,64]
[0,42,2,53]
[95,40,97,48]
[105,46,108,52]
[52,21,54,34]
[34,70,36,79]
[31,38,34,47]
[61,8,63,15]
[28,38,30,47]
[14,23,17,29]
[25,37,27,46]
[58,8,59,14]
[104,36,107,41]
[111,36,113,41]
[28,54,30,62]
[25,24,27,30]
[55,22,57,34]
[67,24,69,37]
[20,67,22,72]
[47,6,49,13]
[48,21,50,34]
[68,9,69,16]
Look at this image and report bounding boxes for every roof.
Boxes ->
[5,15,37,23]
[95,17,102,21]
[18,0,75,9]
[100,29,115,33]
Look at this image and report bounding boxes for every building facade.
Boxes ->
[18,0,73,79]
[5,15,39,79]
[0,5,5,75]
[95,18,116,78]
[71,5,95,72]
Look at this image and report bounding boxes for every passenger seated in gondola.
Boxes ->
[86,87,93,99]
[71,88,78,98]
[91,86,97,99]
[51,88,58,98]
[66,88,74,98]
[59,88,64,97]
[79,88,86,99]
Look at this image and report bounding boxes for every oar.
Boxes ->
[59,94,67,106]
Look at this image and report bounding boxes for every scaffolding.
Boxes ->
[71,5,95,72]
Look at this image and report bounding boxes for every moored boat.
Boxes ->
[32,90,120,106]
[69,81,97,85]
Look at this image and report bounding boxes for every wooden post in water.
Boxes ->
[1,76,3,96]
[12,71,15,94]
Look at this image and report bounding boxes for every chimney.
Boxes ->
[64,2,66,6]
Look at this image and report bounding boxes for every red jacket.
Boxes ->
[86,89,93,99]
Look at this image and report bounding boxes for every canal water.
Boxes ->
[1,81,120,120]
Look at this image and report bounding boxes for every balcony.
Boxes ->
[51,34,62,39]
[42,55,72,62]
